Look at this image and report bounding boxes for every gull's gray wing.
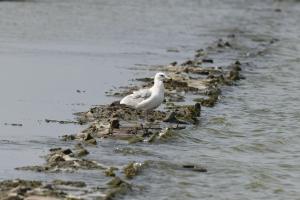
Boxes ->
[132,88,152,100]
[120,88,152,107]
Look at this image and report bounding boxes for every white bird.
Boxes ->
[120,72,169,111]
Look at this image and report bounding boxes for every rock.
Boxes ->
[226,69,240,81]
[110,118,120,129]
[25,196,61,200]
[60,134,76,141]
[0,180,66,200]
[182,164,207,172]
[10,186,31,196]
[163,112,188,124]
[61,149,73,155]
[202,58,214,63]
[45,119,78,125]
[17,147,105,172]
[195,95,219,107]
[105,177,132,200]
[181,60,194,66]
[274,8,282,12]
[127,136,144,144]
[49,148,62,152]
[3,194,23,200]
[167,48,180,53]
[158,128,173,139]
[195,49,206,57]
[173,103,201,123]
[52,180,86,188]
[169,61,177,66]
[216,39,232,48]
[123,162,143,179]
[147,132,159,143]
[105,167,118,177]
[81,133,97,145]
[47,154,65,163]
[74,144,89,157]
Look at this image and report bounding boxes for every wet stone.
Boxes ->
[194,95,219,107]
[169,61,177,66]
[171,103,201,123]
[110,118,120,129]
[181,60,194,66]
[60,134,76,141]
[163,112,188,124]
[104,177,132,200]
[202,58,214,63]
[104,167,118,177]
[76,103,166,124]
[75,148,89,157]
[0,179,68,200]
[45,119,79,125]
[123,162,143,179]
[16,148,106,172]
[182,164,207,172]
[52,180,86,188]
[127,136,144,144]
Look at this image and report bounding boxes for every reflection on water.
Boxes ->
[0,0,300,199]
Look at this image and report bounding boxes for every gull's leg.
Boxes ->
[136,109,144,130]
[145,110,149,122]
[145,110,153,130]
[142,110,149,135]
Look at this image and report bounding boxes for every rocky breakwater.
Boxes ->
[6,35,259,200]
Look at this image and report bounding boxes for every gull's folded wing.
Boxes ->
[132,89,152,100]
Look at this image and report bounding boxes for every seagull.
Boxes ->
[120,72,169,111]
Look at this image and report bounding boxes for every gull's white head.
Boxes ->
[154,72,170,82]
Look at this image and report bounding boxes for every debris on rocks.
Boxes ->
[16,148,106,172]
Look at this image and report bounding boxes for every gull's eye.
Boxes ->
[160,74,164,77]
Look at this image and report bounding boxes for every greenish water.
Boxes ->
[0,0,299,199]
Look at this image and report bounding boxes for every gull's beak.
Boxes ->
[165,75,171,80]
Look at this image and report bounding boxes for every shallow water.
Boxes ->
[0,0,300,199]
